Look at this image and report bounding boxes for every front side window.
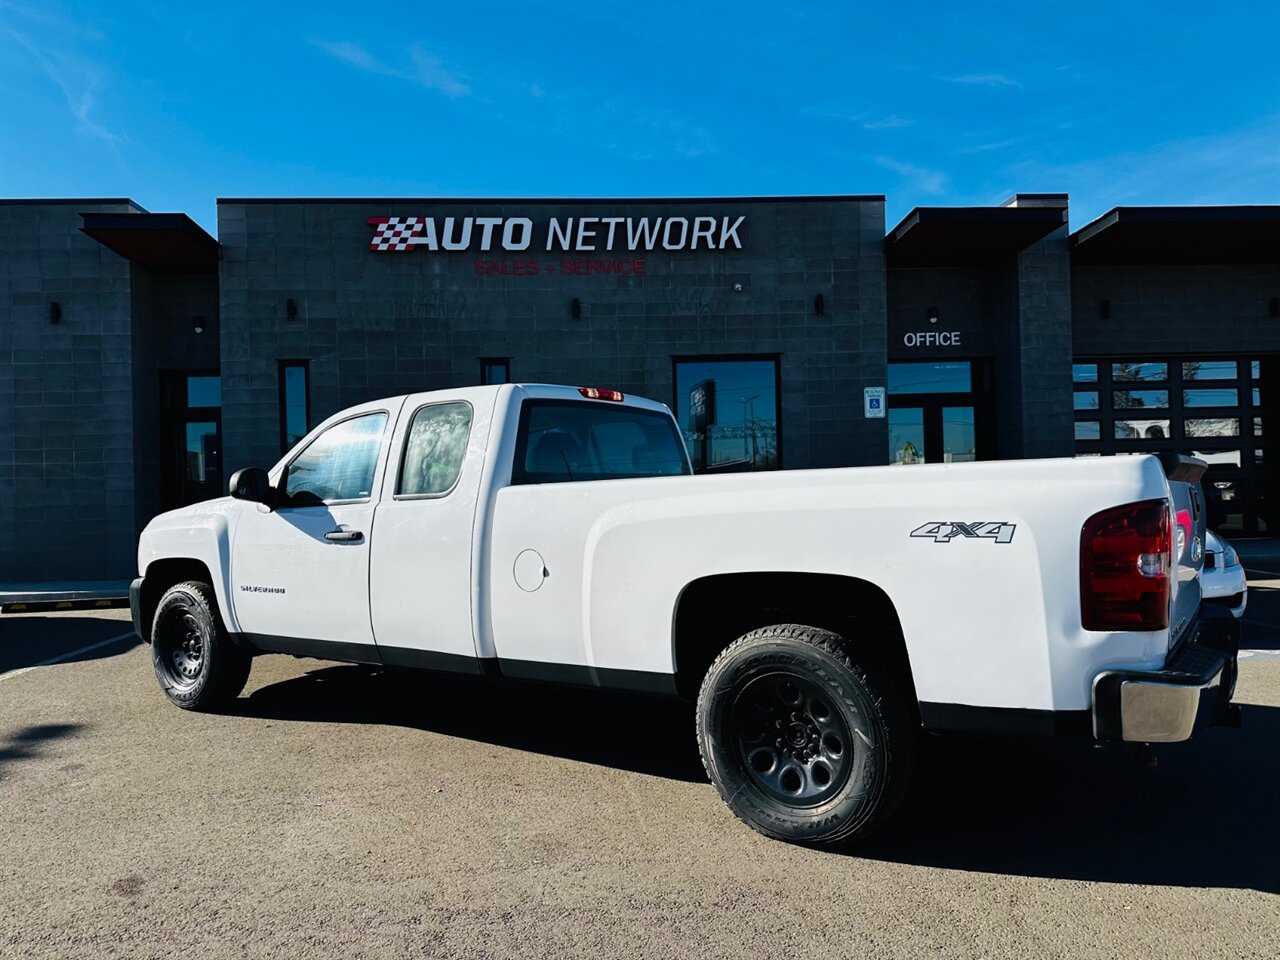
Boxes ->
[284,412,388,504]
[398,402,472,496]
[513,401,690,484]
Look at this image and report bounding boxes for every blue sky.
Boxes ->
[1,0,1277,233]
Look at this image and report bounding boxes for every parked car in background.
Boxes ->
[1202,531,1248,618]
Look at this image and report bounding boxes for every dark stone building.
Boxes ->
[1,195,1276,581]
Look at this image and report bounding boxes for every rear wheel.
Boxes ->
[697,623,913,848]
[151,581,251,711]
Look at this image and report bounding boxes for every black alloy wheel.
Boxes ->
[697,623,913,849]
[150,581,252,711]
[730,673,852,806]
[155,606,208,689]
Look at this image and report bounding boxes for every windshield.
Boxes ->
[513,399,691,484]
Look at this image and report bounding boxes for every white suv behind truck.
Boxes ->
[130,384,1240,848]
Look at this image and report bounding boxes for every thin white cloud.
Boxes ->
[800,104,913,129]
[799,102,866,124]
[312,39,382,73]
[407,45,470,97]
[863,115,913,130]
[0,0,105,41]
[2,26,124,150]
[944,73,1019,87]
[875,155,948,195]
[1005,116,1280,226]
[955,137,1022,154]
[310,38,470,98]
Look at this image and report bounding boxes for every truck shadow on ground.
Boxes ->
[861,705,1280,893]
[235,663,1279,891]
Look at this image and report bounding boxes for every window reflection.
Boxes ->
[285,413,388,503]
[1183,361,1237,381]
[187,377,221,408]
[888,362,971,394]
[1113,389,1168,409]
[1186,418,1240,438]
[185,422,219,488]
[1112,362,1167,382]
[1072,363,1097,383]
[942,407,975,462]
[1114,419,1170,440]
[1184,388,1238,407]
[675,359,779,472]
[399,402,472,496]
[1075,421,1100,441]
[1073,391,1098,410]
[888,408,925,464]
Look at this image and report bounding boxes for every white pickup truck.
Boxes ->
[131,384,1240,847]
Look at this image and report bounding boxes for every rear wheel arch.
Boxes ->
[670,572,917,709]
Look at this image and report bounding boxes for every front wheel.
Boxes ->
[151,581,251,711]
[697,623,913,848]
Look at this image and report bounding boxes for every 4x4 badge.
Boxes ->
[910,522,1016,544]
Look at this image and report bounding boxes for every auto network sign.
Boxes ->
[367,213,746,277]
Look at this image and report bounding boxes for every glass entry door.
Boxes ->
[888,362,991,465]
[161,372,223,507]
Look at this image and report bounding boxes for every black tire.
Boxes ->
[697,623,913,848]
[151,580,251,711]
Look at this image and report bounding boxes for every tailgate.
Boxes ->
[1161,454,1209,645]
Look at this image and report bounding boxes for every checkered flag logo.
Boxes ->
[368,217,424,252]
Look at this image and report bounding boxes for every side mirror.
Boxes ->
[229,467,273,506]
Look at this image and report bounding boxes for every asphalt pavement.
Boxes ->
[1,591,1277,960]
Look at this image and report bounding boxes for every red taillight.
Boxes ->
[1080,498,1172,631]
[578,387,624,401]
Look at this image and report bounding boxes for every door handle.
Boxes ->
[324,528,363,542]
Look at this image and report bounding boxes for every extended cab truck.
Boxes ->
[131,384,1240,848]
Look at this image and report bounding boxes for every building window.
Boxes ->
[480,358,510,385]
[888,361,972,394]
[160,371,222,509]
[187,376,221,408]
[673,356,780,473]
[1112,362,1168,382]
[1183,360,1237,380]
[278,360,310,453]
[1073,354,1273,534]
[1112,389,1168,409]
[1072,363,1098,383]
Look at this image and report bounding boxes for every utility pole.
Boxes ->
[740,395,758,466]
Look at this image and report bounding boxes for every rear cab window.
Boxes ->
[512,399,691,484]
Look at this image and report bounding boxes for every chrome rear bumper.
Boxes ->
[1092,604,1240,743]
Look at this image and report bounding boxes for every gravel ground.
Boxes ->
[2,607,1277,960]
